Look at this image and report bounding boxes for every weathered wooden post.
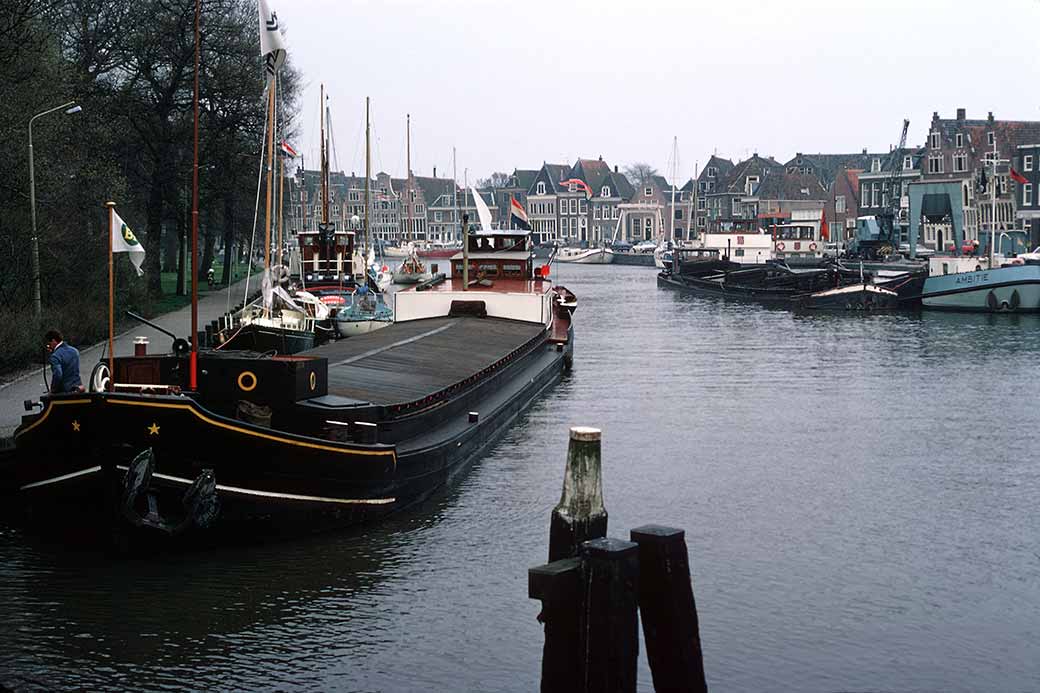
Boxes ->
[630,525,708,693]
[528,556,583,692]
[548,426,608,561]
[581,537,640,693]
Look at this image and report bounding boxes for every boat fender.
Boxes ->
[776,242,785,252]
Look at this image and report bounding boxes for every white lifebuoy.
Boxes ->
[776,242,785,251]
[809,242,818,252]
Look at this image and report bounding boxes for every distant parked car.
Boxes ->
[632,240,657,253]
[611,241,633,252]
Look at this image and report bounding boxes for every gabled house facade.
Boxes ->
[693,155,734,236]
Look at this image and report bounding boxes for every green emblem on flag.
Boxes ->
[121,223,139,246]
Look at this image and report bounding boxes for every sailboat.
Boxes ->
[216,80,347,352]
[393,114,432,285]
[333,96,393,337]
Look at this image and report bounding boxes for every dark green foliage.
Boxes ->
[0,0,300,374]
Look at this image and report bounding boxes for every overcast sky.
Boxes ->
[280,0,1040,185]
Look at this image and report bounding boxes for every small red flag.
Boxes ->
[1010,168,1029,185]
[820,208,829,241]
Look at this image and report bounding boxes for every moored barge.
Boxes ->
[1,230,572,544]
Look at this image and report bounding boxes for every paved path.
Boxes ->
[0,278,258,436]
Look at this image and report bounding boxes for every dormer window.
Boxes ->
[904,156,913,170]
[644,187,653,196]
[930,131,941,149]
[745,175,759,195]
[601,186,610,197]
[871,158,881,173]
[955,133,964,148]
[536,182,546,195]
[707,166,717,178]
[568,182,577,193]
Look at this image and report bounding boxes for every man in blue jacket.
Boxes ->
[45,329,83,394]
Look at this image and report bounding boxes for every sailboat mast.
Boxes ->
[406,113,411,243]
[452,146,458,242]
[189,0,200,389]
[320,84,328,226]
[686,161,697,241]
[277,74,284,269]
[990,135,997,266]
[263,69,276,272]
[669,136,677,242]
[365,96,371,258]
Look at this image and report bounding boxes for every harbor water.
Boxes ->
[2,264,1038,691]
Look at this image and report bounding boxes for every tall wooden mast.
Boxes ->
[406,113,411,243]
[189,0,201,388]
[365,96,371,258]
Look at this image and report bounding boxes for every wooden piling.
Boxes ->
[630,525,707,693]
[581,537,640,693]
[528,556,583,693]
[548,426,607,562]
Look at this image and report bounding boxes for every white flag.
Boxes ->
[258,0,286,77]
[470,185,494,231]
[111,210,145,276]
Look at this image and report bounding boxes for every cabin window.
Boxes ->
[734,248,745,257]
[477,263,499,276]
[502,263,523,277]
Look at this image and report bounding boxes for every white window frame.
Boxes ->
[862,184,870,207]
[570,198,578,214]
[871,158,881,173]
[1025,183,1033,206]
[953,154,967,172]
[836,195,846,213]
[644,186,653,197]
[904,156,913,170]
[707,166,717,178]
[987,132,995,146]
[955,133,964,148]
[745,176,759,195]
[536,182,546,195]
[601,186,610,197]
[1025,155,1034,172]
[930,131,941,149]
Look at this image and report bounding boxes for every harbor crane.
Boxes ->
[848,118,910,260]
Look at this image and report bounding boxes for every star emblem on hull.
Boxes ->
[147,422,160,435]
[71,420,81,432]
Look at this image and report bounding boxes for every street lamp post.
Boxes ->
[29,100,82,319]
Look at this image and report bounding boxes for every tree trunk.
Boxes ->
[145,164,166,297]
[222,191,236,285]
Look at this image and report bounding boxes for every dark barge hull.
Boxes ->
[657,272,899,311]
[2,315,573,543]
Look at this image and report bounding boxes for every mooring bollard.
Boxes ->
[548,426,608,562]
[581,537,640,693]
[630,525,707,693]
[528,556,583,693]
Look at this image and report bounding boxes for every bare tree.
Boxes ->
[623,162,658,187]
[476,171,511,189]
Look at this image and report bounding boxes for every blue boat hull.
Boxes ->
[921,264,1040,312]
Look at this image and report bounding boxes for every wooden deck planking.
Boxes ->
[303,317,545,406]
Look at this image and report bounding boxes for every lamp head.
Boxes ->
[65,105,82,115]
